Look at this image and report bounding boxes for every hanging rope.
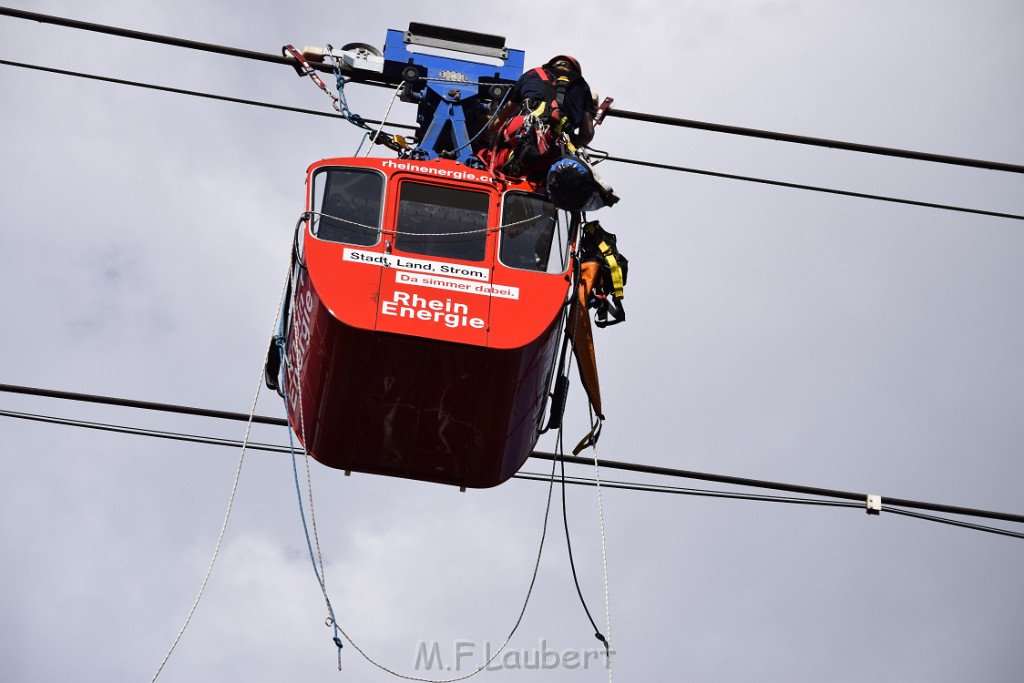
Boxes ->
[556,218,614,677]
[559,434,611,657]
[278,418,561,680]
[361,80,408,157]
[556,240,614,675]
[150,272,292,681]
[280,353,345,668]
[277,304,564,679]
[589,438,614,683]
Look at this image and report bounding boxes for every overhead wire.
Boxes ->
[519,471,863,510]
[0,59,417,131]
[0,381,288,426]
[879,507,1024,540]
[0,6,317,72]
[4,406,1022,542]
[3,385,1023,531]
[0,404,857,509]
[2,5,1023,175]
[0,407,289,452]
[0,400,853,512]
[529,451,1024,525]
[602,108,1024,174]
[523,473,1024,540]
[7,399,1021,541]
[1,57,1017,221]
[596,153,1024,221]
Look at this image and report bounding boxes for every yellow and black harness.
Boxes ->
[581,220,627,327]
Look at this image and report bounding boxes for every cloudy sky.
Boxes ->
[2,1,1023,681]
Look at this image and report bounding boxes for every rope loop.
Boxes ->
[278,361,562,680]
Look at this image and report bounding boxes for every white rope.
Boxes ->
[302,436,329,593]
[363,81,408,158]
[289,432,560,681]
[150,274,290,682]
[289,350,337,646]
[589,441,614,683]
[307,210,547,239]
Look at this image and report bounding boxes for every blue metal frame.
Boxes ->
[383,29,524,162]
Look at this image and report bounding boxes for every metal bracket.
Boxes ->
[595,97,614,125]
[866,494,882,515]
[380,26,524,163]
[404,22,509,60]
[302,45,385,74]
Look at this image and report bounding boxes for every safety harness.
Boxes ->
[524,64,580,135]
[581,221,627,327]
[487,64,587,180]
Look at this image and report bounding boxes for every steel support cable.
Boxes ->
[522,471,862,509]
[527,472,1024,541]
[0,408,289,452]
[0,6,334,73]
[3,382,1023,526]
[0,382,288,426]
[530,452,1024,525]
[1,57,1014,220]
[3,6,1023,174]
[5,407,1023,541]
[0,59,417,131]
[603,108,1024,175]
[600,155,1024,221]
[0,407,851,505]
[0,408,861,506]
[880,507,1024,540]
[1,59,1018,219]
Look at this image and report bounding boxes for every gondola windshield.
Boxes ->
[396,182,489,261]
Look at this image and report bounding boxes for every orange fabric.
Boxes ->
[567,261,604,419]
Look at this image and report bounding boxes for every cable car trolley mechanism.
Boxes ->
[267,23,623,489]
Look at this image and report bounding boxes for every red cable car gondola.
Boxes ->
[265,24,623,488]
[275,156,573,488]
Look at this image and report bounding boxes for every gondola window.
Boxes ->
[311,168,384,246]
[396,182,489,262]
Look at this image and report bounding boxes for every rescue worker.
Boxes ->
[482,55,597,181]
[512,54,596,147]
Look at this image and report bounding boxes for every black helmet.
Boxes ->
[546,155,595,211]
